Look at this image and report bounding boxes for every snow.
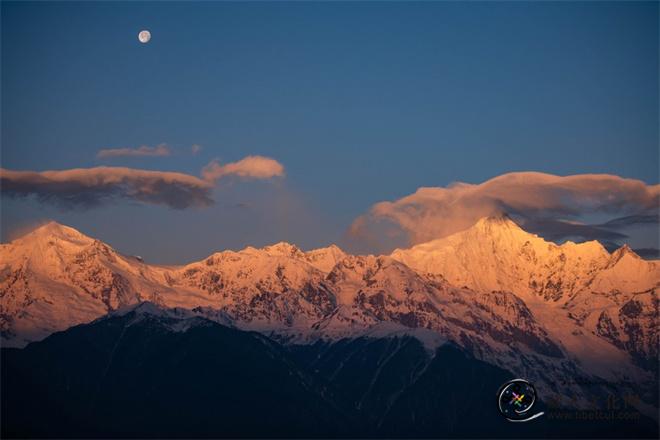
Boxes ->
[390,216,653,303]
[360,321,448,352]
[1,218,658,415]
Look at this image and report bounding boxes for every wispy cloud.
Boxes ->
[0,155,286,210]
[97,144,171,159]
[201,155,285,182]
[349,172,660,250]
[191,144,202,155]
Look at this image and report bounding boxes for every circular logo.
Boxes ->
[497,379,540,421]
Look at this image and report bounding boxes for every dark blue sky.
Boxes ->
[2,1,658,263]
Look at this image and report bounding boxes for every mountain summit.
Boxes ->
[1,217,658,415]
[390,215,648,301]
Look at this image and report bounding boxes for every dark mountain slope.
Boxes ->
[1,307,353,438]
[2,304,657,438]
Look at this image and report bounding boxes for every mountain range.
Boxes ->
[1,216,658,432]
[5,303,657,438]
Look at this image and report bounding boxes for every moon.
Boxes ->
[138,30,151,44]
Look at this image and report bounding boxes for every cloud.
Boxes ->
[201,155,285,182]
[0,155,286,210]
[349,172,660,250]
[600,214,659,229]
[519,218,628,242]
[191,144,202,155]
[632,248,660,259]
[0,166,213,209]
[97,144,171,158]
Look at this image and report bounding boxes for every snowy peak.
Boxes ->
[258,242,347,268]
[587,244,660,295]
[473,216,609,258]
[305,244,347,273]
[11,221,94,246]
[473,214,521,230]
[261,242,306,258]
[427,214,607,259]
[390,215,628,301]
[1,221,113,268]
[392,215,539,257]
[609,244,640,264]
[559,239,608,256]
[1,221,135,271]
[231,241,346,273]
[36,220,80,235]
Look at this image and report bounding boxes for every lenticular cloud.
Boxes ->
[349,172,660,248]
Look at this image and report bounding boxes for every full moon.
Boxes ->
[138,30,151,44]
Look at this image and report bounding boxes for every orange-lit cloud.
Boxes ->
[201,155,285,182]
[97,144,171,158]
[0,155,286,210]
[349,172,660,248]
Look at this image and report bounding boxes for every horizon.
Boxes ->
[6,213,649,266]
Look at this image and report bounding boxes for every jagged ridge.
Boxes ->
[1,218,658,416]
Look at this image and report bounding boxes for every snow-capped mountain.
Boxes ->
[1,218,658,416]
[0,222,214,346]
[391,215,616,301]
[390,216,659,373]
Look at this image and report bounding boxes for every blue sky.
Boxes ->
[2,1,658,263]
